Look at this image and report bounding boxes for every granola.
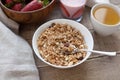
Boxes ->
[37,23,87,66]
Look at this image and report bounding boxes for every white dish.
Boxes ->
[32,19,94,69]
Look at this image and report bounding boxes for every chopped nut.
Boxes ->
[77,56,84,60]
[68,62,73,66]
[64,42,70,47]
[63,50,71,55]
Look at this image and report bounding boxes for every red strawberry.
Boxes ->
[5,0,14,8]
[21,0,43,12]
[6,0,13,4]
[12,3,23,11]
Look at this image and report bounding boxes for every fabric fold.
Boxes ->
[0,21,40,80]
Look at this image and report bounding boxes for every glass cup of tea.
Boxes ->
[60,0,86,22]
[91,3,120,36]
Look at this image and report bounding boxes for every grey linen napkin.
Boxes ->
[0,7,19,33]
[0,22,39,80]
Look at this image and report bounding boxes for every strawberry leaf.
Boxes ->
[5,2,14,8]
[43,0,49,6]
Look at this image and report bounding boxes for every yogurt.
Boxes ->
[60,0,86,19]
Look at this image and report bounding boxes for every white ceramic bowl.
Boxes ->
[32,19,94,69]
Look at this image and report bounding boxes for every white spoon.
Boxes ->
[73,48,116,56]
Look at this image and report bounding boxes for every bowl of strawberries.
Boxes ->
[0,0,55,24]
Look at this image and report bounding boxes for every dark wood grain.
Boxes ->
[39,55,120,80]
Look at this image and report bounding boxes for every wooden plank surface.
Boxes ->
[19,2,120,80]
[39,55,120,80]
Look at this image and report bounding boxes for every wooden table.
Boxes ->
[20,2,120,80]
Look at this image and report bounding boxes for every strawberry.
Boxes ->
[6,0,13,4]
[21,0,43,12]
[12,3,23,11]
[5,0,14,8]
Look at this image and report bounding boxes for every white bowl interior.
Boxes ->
[32,19,94,68]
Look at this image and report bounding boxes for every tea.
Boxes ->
[93,6,120,25]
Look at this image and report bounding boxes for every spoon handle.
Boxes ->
[81,49,116,56]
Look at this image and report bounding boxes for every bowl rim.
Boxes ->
[0,0,55,13]
[91,3,120,27]
[32,19,94,69]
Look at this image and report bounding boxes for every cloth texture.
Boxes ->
[0,22,39,80]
